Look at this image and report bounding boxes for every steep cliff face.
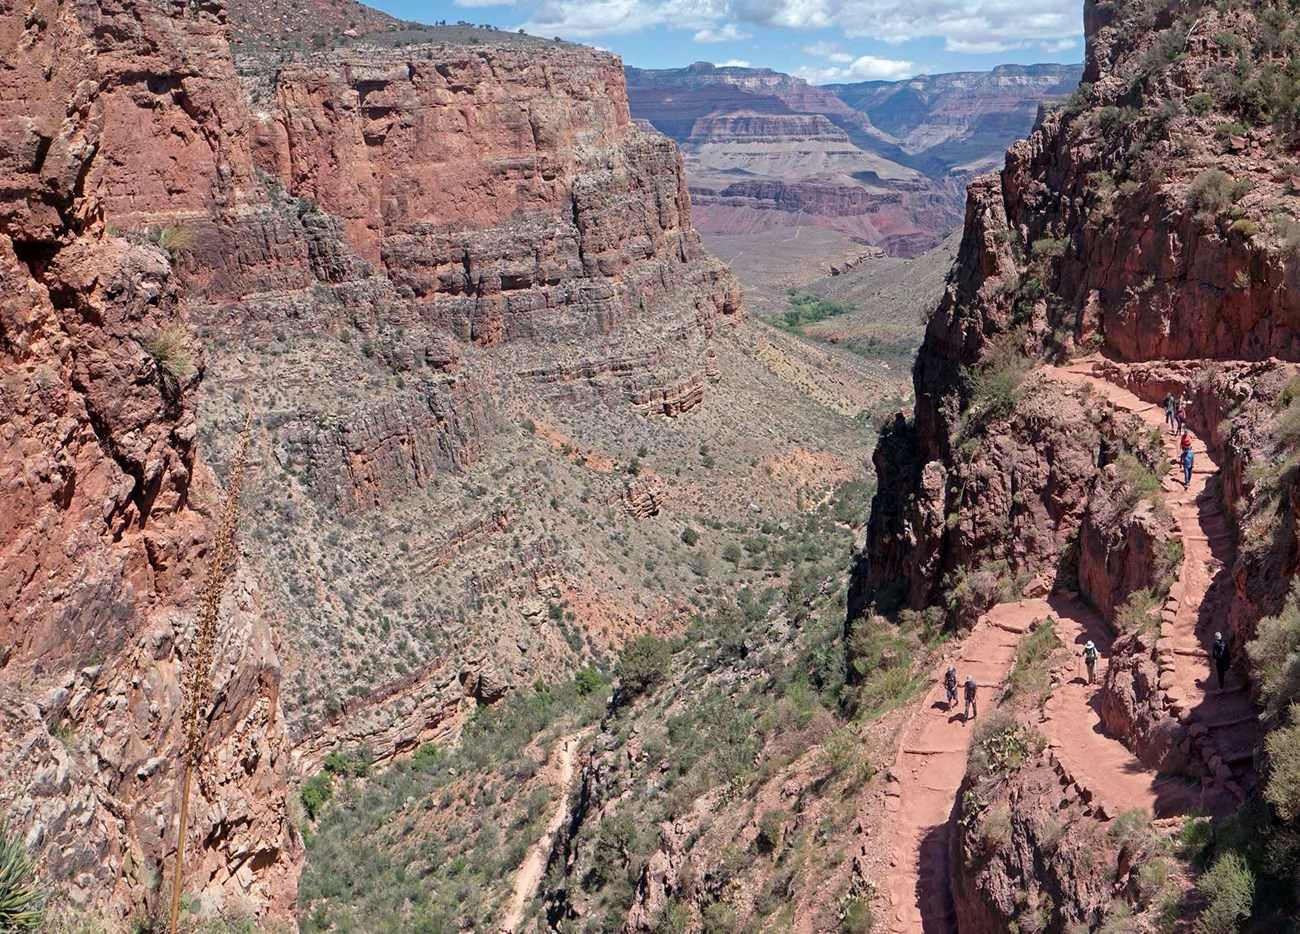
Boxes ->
[858,0,1300,926]
[858,0,1300,616]
[1,0,297,924]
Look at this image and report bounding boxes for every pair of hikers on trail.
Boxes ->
[1164,392,1190,434]
[944,666,978,722]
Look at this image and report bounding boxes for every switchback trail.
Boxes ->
[501,732,585,932]
[881,360,1252,933]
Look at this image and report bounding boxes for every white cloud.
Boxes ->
[454,0,517,8]
[1040,37,1078,53]
[695,23,753,41]
[803,40,853,62]
[520,0,729,37]
[795,53,914,83]
[717,58,752,66]
[519,0,1081,53]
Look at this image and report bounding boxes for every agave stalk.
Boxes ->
[169,418,251,933]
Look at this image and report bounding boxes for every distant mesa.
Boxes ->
[627,60,1084,256]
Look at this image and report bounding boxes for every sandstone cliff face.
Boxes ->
[1,0,297,924]
[859,0,1300,926]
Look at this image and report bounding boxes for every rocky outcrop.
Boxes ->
[1,0,297,923]
[954,752,1182,932]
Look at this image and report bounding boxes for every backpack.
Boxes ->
[1214,641,1232,665]
[964,680,977,700]
[1085,645,1098,665]
[945,670,957,690]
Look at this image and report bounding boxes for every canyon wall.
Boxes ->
[3,0,743,925]
[857,0,1300,925]
[1,0,297,925]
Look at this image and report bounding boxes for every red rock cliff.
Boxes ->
[2,0,297,925]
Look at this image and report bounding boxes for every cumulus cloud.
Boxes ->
[718,58,752,66]
[695,23,753,41]
[803,40,853,62]
[522,0,1080,52]
[795,53,914,83]
[520,0,729,37]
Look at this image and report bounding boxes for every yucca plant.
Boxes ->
[144,324,194,390]
[168,418,251,933]
[0,821,45,932]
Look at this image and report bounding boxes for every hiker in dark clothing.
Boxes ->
[963,676,978,723]
[1212,632,1232,690]
[1164,392,1177,430]
[1083,640,1099,685]
[944,666,958,710]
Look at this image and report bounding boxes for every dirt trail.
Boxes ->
[500,733,584,932]
[882,360,1253,933]
[1052,361,1255,789]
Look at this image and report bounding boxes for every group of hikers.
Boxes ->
[942,666,979,721]
[1164,391,1196,488]
[938,632,1233,718]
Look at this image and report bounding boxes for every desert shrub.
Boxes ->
[411,743,444,769]
[680,526,699,546]
[1263,705,1300,821]
[1188,168,1234,215]
[1193,850,1254,933]
[143,324,194,386]
[323,748,372,778]
[1274,214,1300,255]
[1116,588,1162,633]
[1114,450,1161,508]
[588,812,641,889]
[0,824,43,932]
[300,773,333,821]
[755,809,790,854]
[150,225,195,257]
[1230,218,1259,238]
[1030,237,1069,259]
[617,635,672,697]
[654,900,690,934]
[964,334,1030,419]
[981,805,1013,854]
[1189,92,1215,116]
[966,710,1031,781]
[841,899,874,933]
[573,667,604,697]
[1248,601,1300,719]
[1008,617,1062,701]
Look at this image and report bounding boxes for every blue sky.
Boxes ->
[368,0,1084,82]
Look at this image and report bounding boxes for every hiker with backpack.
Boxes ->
[944,666,958,710]
[1181,435,1195,488]
[1082,640,1099,685]
[1176,396,1189,434]
[1164,392,1176,430]
[963,676,978,723]
[1212,632,1232,690]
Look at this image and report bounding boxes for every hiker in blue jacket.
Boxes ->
[1181,437,1195,488]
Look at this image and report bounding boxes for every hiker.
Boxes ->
[1083,640,1099,685]
[1181,443,1195,488]
[1176,396,1189,434]
[1212,632,1232,690]
[944,666,958,710]
[1164,392,1177,430]
[963,676,978,722]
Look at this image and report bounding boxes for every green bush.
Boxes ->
[1008,617,1062,701]
[573,667,604,697]
[841,899,874,933]
[1189,168,1234,215]
[1264,705,1300,821]
[1248,601,1300,718]
[617,635,672,697]
[0,823,43,932]
[412,743,444,769]
[755,809,790,854]
[680,526,699,546]
[1230,219,1259,238]
[1190,92,1215,116]
[300,773,333,821]
[323,748,372,778]
[143,324,194,387]
[1193,851,1254,933]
